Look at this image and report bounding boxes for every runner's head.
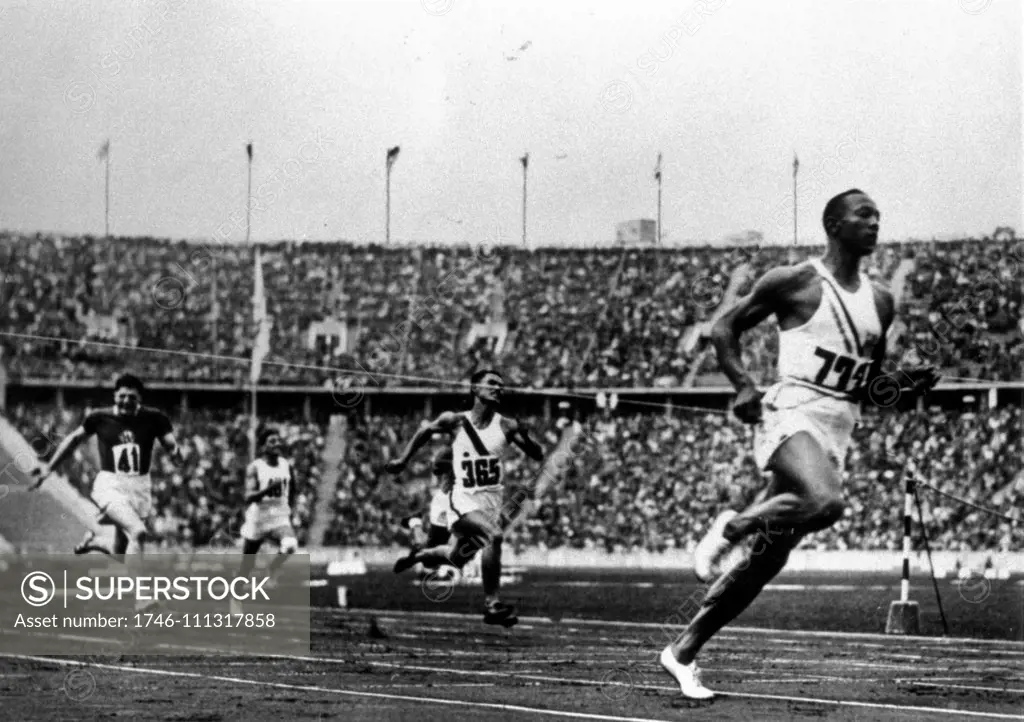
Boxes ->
[113,374,144,415]
[259,428,283,457]
[470,369,504,407]
[432,447,454,481]
[822,188,879,257]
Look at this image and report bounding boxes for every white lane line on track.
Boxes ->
[762,584,890,591]
[540,583,894,592]
[339,607,1024,647]
[368,683,498,689]
[897,680,1024,695]
[349,658,1024,719]
[0,654,687,722]
[90,634,1007,716]
[549,582,657,589]
[3,637,1019,719]
[710,669,881,682]
[37,636,1006,721]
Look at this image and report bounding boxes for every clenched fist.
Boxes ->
[732,384,764,425]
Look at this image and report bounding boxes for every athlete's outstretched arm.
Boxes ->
[158,431,183,464]
[710,267,799,423]
[503,418,544,461]
[30,425,90,489]
[385,412,460,474]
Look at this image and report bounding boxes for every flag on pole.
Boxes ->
[250,247,272,383]
[793,153,799,177]
[98,140,110,160]
[520,152,529,169]
[654,152,662,181]
[246,142,253,161]
[386,145,401,170]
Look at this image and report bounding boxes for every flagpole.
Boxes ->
[247,160,252,245]
[384,146,400,245]
[247,143,256,461]
[657,174,662,245]
[793,154,798,246]
[104,150,110,238]
[654,153,663,245]
[386,152,392,245]
[250,246,259,462]
[521,154,528,248]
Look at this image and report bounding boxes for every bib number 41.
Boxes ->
[113,443,141,474]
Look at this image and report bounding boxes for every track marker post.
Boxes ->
[886,471,920,634]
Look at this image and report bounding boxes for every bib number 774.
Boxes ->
[813,347,870,393]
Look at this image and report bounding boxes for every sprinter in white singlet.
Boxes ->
[659,189,940,699]
[386,369,544,627]
[235,428,299,610]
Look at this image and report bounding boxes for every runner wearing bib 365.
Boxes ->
[386,369,544,627]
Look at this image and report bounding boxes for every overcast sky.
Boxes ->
[1,0,1020,247]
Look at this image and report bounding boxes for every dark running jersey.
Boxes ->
[82,406,173,475]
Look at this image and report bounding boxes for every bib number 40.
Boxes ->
[462,458,501,488]
[813,347,869,393]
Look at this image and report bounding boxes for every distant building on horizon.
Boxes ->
[615,219,657,246]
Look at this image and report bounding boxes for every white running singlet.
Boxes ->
[755,259,884,471]
[244,457,292,528]
[776,259,883,401]
[451,412,509,493]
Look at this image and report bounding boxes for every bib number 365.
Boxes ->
[462,458,501,488]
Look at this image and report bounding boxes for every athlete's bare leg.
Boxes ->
[480,535,503,606]
[672,528,802,664]
[101,503,148,561]
[403,512,491,571]
[96,502,157,611]
[239,538,263,577]
[267,543,295,580]
[112,528,130,561]
[669,433,841,664]
[721,432,845,543]
[75,517,114,558]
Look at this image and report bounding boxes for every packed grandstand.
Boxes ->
[1,232,1021,553]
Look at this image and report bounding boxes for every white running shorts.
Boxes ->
[429,489,455,529]
[91,471,152,530]
[754,382,859,472]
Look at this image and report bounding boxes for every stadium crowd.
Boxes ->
[14,399,1015,553]
[2,230,1019,553]
[1,233,1020,388]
